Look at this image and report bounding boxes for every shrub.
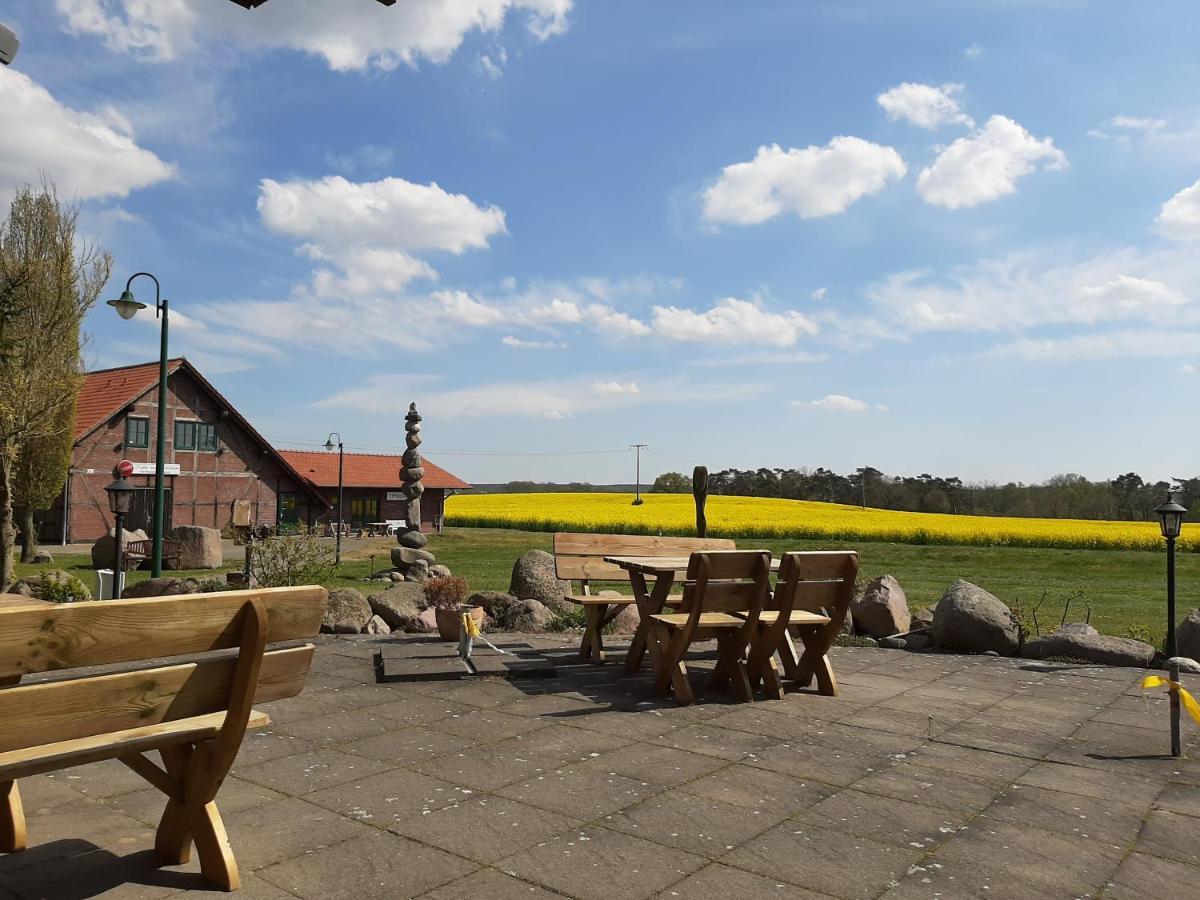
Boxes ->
[249,529,336,588]
[425,575,469,609]
[38,572,91,603]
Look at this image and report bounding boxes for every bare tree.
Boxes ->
[0,183,110,588]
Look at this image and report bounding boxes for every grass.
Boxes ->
[12,526,1195,647]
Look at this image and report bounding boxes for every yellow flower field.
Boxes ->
[445,492,1189,552]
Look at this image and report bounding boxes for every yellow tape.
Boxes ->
[461,611,481,638]
[1141,674,1200,725]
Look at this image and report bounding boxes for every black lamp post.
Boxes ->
[324,432,344,565]
[104,471,135,598]
[1155,492,1187,757]
[107,273,169,577]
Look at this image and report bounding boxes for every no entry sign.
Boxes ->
[115,459,135,478]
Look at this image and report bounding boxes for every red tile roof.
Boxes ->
[278,449,471,491]
[74,359,185,440]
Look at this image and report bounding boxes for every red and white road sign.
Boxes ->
[115,459,135,478]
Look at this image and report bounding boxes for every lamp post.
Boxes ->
[104,462,136,599]
[107,273,169,577]
[324,433,344,565]
[1155,492,1187,758]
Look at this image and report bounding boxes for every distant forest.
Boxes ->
[650,468,1198,522]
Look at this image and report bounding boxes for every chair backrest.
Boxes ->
[680,550,772,627]
[553,532,736,585]
[770,551,859,625]
[0,586,325,755]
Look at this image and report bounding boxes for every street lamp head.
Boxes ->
[104,475,135,515]
[1155,494,1187,540]
[107,289,147,320]
[324,438,335,452]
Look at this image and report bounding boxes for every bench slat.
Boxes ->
[0,710,271,781]
[0,586,326,677]
[553,533,735,582]
[0,645,313,754]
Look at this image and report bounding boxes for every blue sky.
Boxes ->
[4,1,1200,485]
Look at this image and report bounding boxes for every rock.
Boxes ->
[502,598,554,633]
[31,550,53,564]
[1022,632,1155,668]
[905,633,932,652]
[597,589,623,598]
[391,547,435,568]
[840,615,854,635]
[911,607,935,630]
[877,636,907,650]
[469,591,518,619]
[389,572,407,582]
[852,575,911,638]
[612,602,640,634]
[405,559,430,583]
[1056,622,1099,637]
[91,527,148,568]
[931,580,1021,656]
[170,525,223,570]
[368,583,427,631]
[1177,610,1200,661]
[429,564,452,578]
[1168,656,1200,675]
[123,577,202,598]
[8,569,92,602]
[984,650,1000,657]
[396,529,428,549]
[321,588,371,635]
[414,607,438,632]
[508,550,571,613]
[363,615,391,636]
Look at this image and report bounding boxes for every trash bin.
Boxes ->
[95,568,125,600]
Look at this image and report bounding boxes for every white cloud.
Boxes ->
[1158,178,1200,241]
[1109,115,1167,133]
[0,68,175,202]
[917,115,1067,209]
[525,298,650,337]
[1182,362,1198,374]
[811,287,828,301]
[963,43,983,58]
[591,381,639,395]
[877,82,974,130]
[794,394,876,413]
[475,46,508,80]
[990,329,1200,362]
[324,145,395,175]
[501,335,564,349]
[651,297,818,347]
[702,138,907,226]
[433,290,505,326]
[56,0,572,71]
[305,246,438,297]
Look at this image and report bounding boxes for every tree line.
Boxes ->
[651,467,1197,522]
[0,184,107,588]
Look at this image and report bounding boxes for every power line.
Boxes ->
[262,434,630,457]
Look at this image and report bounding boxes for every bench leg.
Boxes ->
[154,742,240,891]
[155,746,193,865]
[1,780,25,852]
[792,626,839,697]
[580,604,607,664]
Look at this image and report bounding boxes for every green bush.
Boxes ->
[248,530,336,588]
[38,572,91,603]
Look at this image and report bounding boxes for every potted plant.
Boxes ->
[425,576,481,641]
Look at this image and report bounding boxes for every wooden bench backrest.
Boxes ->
[0,586,325,755]
[771,551,859,618]
[553,532,736,584]
[681,550,772,619]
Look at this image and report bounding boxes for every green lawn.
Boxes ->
[13,526,1195,648]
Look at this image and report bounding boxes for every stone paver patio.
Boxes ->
[2,635,1198,899]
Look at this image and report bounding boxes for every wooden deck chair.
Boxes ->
[648,550,772,705]
[743,551,858,698]
[0,586,326,892]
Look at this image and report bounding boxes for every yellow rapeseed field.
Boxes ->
[445,492,1189,552]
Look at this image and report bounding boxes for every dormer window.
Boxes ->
[175,420,218,452]
[124,416,149,448]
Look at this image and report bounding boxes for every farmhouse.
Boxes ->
[278,449,471,533]
[49,358,328,543]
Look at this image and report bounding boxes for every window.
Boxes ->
[350,497,379,527]
[124,416,149,448]
[175,420,218,452]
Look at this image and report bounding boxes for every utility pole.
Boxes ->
[630,444,647,506]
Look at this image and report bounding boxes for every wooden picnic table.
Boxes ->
[364,522,390,537]
[604,555,781,675]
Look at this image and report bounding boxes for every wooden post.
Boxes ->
[692,466,708,538]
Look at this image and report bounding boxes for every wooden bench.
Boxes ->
[0,585,326,891]
[123,537,182,571]
[553,532,735,664]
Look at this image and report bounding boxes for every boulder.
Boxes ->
[1056,622,1098,637]
[396,529,428,550]
[368,583,427,630]
[391,546,435,568]
[852,575,911,638]
[91,527,148,569]
[469,591,518,620]
[414,607,438,633]
[31,550,53,564]
[405,559,430,583]
[388,572,407,582]
[1168,656,1200,675]
[508,550,571,613]
[1022,631,1155,668]
[8,570,92,602]
[501,598,554,633]
[611,602,640,635]
[321,588,371,634]
[931,580,1021,656]
[911,607,935,630]
[170,525,223,570]
[1178,610,1200,661]
[363,615,391,636]
[123,577,202,598]
[429,564,452,579]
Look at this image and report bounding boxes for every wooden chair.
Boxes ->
[552,532,735,664]
[743,551,858,698]
[0,585,326,892]
[648,550,772,705]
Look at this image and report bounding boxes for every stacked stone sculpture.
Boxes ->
[395,402,427,550]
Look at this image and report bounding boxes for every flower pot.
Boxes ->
[435,605,483,642]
